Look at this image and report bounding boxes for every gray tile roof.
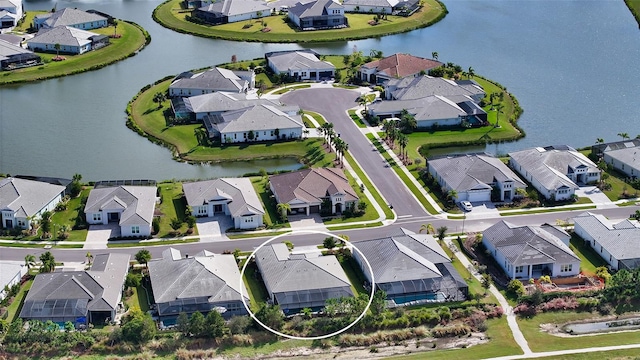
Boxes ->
[342,0,397,7]
[198,0,270,17]
[0,261,24,292]
[20,253,130,318]
[0,34,22,46]
[184,92,275,114]
[573,212,640,261]
[170,67,247,93]
[0,0,20,10]
[508,146,599,192]
[603,146,640,171]
[266,50,336,72]
[28,26,97,47]
[0,177,65,217]
[370,95,466,120]
[85,186,156,226]
[37,8,107,28]
[148,248,248,304]
[182,178,264,217]
[255,243,353,295]
[428,153,525,193]
[0,39,35,61]
[483,220,580,266]
[290,0,342,18]
[209,104,303,133]
[269,168,358,205]
[389,76,485,101]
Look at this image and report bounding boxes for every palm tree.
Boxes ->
[618,132,630,141]
[397,133,409,161]
[320,122,333,145]
[399,109,417,133]
[326,127,336,152]
[113,19,118,36]
[419,223,435,234]
[447,189,458,204]
[358,95,369,113]
[276,203,291,221]
[595,138,604,144]
[24,254,36,270]
[86,251,93,265]
[381,119,396,142]
[494,104,504,128]
[153,92,166,109]
[54,43,60,57]
[39,251,56,273]
[431,51,438,61]
[135,249,152,268]
[436,226,448,243]
[467,66,475,78]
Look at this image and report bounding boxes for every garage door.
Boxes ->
[467,190,490,203]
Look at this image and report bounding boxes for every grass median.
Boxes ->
[153,0,446,43]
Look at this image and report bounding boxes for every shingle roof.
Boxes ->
[361,54,443,79]
[0,261,24,291]
[508,146,599,192]
[483,221,580,266]
[428,153,525,193]
[290,0,342,18]
[389,76,484,100]
[342,0,397,7]
[182,178,264,217]
[184,92,274,114]
[0,177,64,218]
[0,0,20,10]
[603,146,640,171]
[170,67,247,93]
[255,243,352,294]
[20,253,130,317]
[38,8,107,28]
[266,50,336,72]
[28,26,97,47]
[148,248,248,304]
[85,186,156,226]
[269,168,358,205]
[573,212,640,261]
[198,0,270,16]
[209,104,303,133]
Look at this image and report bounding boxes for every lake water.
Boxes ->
[1,0,639,180]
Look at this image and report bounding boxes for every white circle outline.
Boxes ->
[239,230,376,340]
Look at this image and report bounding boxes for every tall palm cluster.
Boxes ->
[317,122,349,166]
[380,110,415,164]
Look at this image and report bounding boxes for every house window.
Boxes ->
[17,220,26,227]
[515,266,523,273]
[132,226,140,234]
[244,217,253,223]
[561,264,572,272]
[93,213,101,221]
[601,245,603,253]
[198,207,207,215]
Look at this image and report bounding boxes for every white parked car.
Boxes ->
[460,201,473,212]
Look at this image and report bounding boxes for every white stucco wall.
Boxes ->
[235,214,263,229]
[221,127,302,144]
[121,224,151,237]
[574,223,620,270]
[416,117,460,128]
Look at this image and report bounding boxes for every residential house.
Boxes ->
[342,0,396,14]
[27,26,109,55]
[482,220,580,280]
[193,0,271,25]
[0,261,26,301]
[0,177,65,229]
[0,0,22,29]
[368,94,487,128]
[427,153,526,203]
[0,39,41,70]
[358,53,442,84]
[598,140,640,178]
[592,138,640,160]
[384,75,485,102]
[269,167,358,216]
[84,185,157,237]
[148,248,249,320]
[255,242,353,313]
[183,178,265,230]
[509,145,601,201]
[288,0,346,31]
[203,104,303,143]
[265,49,336,81]
[573,212,640,270]
[19,253,130,326]
[169,67,254,97]
[33,8,108,30]
[352,228,467,306]
[171,92,275,121]
[184,0,215,9]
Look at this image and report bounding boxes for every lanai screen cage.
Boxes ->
[274,286,353,313]
[20,298,89,323]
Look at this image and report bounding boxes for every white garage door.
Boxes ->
[467,190,490,203]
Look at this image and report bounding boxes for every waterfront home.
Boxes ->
[168,67,254,97]
[183,178,265,230]
[509,145,600,201]
[171,92,274,121]
[0,261,26,301]
[203,104,303,144]
[342,0,396,14]
[148,248,249,321]
[427,153,526,203]
[596,139,640,178]
[573,212,640,270]
[482,220,580,280]
[358,53,442,85]
[255,242,353,314]
[0,40,41,70]
[353,228,467,306]
[385,75,485,102]
[0,0,22,29]
[84,185,157,237]
[19,253,130,326]
[27,26,109,55]
[193,0,270,25]
[288,0,346,31]
[33,8,108,30]
[265,49,336,81]
[269,167,358,216]
[0,177,65,230]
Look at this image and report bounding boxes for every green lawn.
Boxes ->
[342,151,394,220]
[500,205,597,216]
[251,176,290,229]
[242,262,269,312]
[338,256,368,296]
[602,169,635,201]
[125,283,150,312]
[50,188,91,241]
[1,20,149,85]
[156,182,199,237]
[153,0,446,43]
[107,238,199,248]
[442,241,496,304]
[626,0,640,27]
[4,279,32,322]
[272,84,311,94]
[303,110,326,128]
[518,311,640,352]
[569,234,607,276]
[322,170,379,225]
[348,109,366,128]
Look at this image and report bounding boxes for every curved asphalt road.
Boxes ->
[280,88,428,218]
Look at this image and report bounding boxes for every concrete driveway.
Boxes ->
[465,202,500,220]
[288,214,327,231]
[84,223,120,249]
[196,216,232,242]
[576,186,615,208]
[280,88,428,218]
